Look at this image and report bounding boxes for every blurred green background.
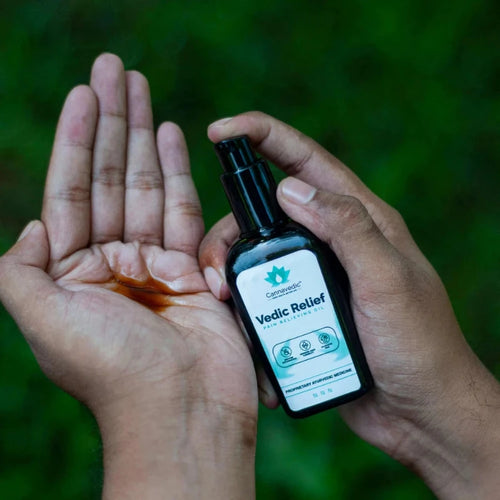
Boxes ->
[1,0,498,498]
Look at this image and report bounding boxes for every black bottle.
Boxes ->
[215,136,373,418]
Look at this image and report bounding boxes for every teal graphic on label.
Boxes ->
[272,326,340,368]
[264,265,290,287]
[237,249,361,412]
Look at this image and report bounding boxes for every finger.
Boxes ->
[232,308,280,408]
[208,112,420,259]
[157,122,204,257]
[0,221,64,345]
[90,53,127,244]
[42,85,97,261]
[198,213,238,300]
[256,364,280,409]
[123,71,164,245]
[277,177,411,282]
[208,111,366,196]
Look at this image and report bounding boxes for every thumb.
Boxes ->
[2,220,50,268]
[0,221,59,333]
[3,220,49,269]
[277,177,401,281]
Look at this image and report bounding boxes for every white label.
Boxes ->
[237,249,361,412]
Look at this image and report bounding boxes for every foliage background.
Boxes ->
[0,0,498,498]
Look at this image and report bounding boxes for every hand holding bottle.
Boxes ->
[200,111,500,499]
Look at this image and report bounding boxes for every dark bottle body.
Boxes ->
[214,135,373,418]
[226,221,373,418]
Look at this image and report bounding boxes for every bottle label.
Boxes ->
[236,249,361,412]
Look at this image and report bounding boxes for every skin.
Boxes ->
[0,54,257,500]
[1,53,498,499]
[200,112,500,499]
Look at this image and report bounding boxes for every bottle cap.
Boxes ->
[214,136,258,172]
[214,136,287,234]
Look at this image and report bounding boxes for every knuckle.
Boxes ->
[387,257,416,290]
[93,164,125,187]
[198,236,225,266]
[91,232,122,244]
[198,213,237,264]
[198,232,220,264]
[61,138,93,151]
[198,244,218,269]
[169,200,203,219]
[282,145,315,177]
[388,206,405,226]
[125,232,162,245]
[167,240,199,255]
[336,196,374,233]
[48,185,90,202]
[385,257,434,303]
[126,170,163,190]
[356,255,422,308]
[239,111,271,141]
[378,206,408,241]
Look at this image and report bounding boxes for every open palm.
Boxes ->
[0,54,257,422]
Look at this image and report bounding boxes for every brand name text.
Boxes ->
[255,293,326,325]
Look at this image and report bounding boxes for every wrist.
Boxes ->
[393,351,500,499]
[94,387,257,500]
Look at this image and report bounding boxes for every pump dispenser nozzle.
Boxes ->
[215,136,258,172]
[215,135,287,235]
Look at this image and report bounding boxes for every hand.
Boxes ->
[200,112,500,499]
[0,55,257,500]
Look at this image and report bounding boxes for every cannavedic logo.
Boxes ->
[265,266,290,287]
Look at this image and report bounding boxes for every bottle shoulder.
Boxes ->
[226,222,324,276]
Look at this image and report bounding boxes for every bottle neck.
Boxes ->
[221,159,287,235]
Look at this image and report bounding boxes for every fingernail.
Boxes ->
[17,221,37,242]
[203,266,225,299]
[209,117,233,128]
[280,177,317,205]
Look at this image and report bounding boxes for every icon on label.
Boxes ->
[299,340,311,351]
[319,333,331,344]
[272,327,340,368]
[264,266,290,287]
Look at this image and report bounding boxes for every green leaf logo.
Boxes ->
[264,266,290,287]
